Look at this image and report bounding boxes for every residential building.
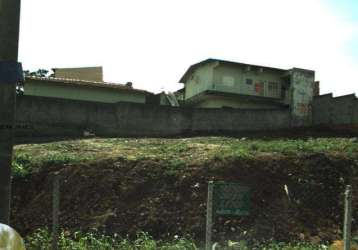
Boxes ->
[179,58,316,125]
[23,76,150,104]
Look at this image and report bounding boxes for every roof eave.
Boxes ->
[25,76,152,95]
[179,58,288,84]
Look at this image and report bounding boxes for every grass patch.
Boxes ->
[13,137,358,177]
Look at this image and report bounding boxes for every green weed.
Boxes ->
[24,229,334,249]
[24,229,197,250]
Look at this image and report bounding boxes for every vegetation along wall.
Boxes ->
[15,95,290,138]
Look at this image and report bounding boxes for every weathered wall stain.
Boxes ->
[290,69,315,127]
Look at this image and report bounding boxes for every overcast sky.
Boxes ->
[19,0,357,95]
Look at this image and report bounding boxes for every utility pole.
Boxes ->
[0,0,22,224]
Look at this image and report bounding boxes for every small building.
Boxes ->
[52,66,104,82]
[23,76,151,104]
[179,58,316,126]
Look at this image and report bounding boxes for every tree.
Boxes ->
[23,69,53,78]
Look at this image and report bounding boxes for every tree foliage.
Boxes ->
[23,69,54,78]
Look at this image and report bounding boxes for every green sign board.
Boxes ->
[213,182,250,216]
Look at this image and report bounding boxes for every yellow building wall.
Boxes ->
[54,67,103,82]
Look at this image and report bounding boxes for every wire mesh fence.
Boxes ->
[43,172,357,249]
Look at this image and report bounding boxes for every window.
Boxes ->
[246,78,253,85]
[268,82,279,96]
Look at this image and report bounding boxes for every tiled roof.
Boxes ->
[25,76,151,94]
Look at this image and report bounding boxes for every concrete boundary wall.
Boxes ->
[15,96,290,138]
[313,93,358,126]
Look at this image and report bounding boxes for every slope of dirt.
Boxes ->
[11,152,358,243]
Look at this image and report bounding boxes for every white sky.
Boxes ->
[19,0,358,95]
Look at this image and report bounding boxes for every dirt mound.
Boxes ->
[11,153,358,243]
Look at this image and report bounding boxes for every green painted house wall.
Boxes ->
[212,64,284,98]
[183,61,286,109]
[180,59,316,126]
[185,63,215,99]
[24,79,147,104]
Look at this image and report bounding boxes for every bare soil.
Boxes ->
[11,152,358,243]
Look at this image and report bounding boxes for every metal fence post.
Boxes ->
[343,185,352,250]
[52,173,60,250]
[206,181,214,250]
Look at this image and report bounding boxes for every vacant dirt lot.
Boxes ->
[10,137,358,243]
